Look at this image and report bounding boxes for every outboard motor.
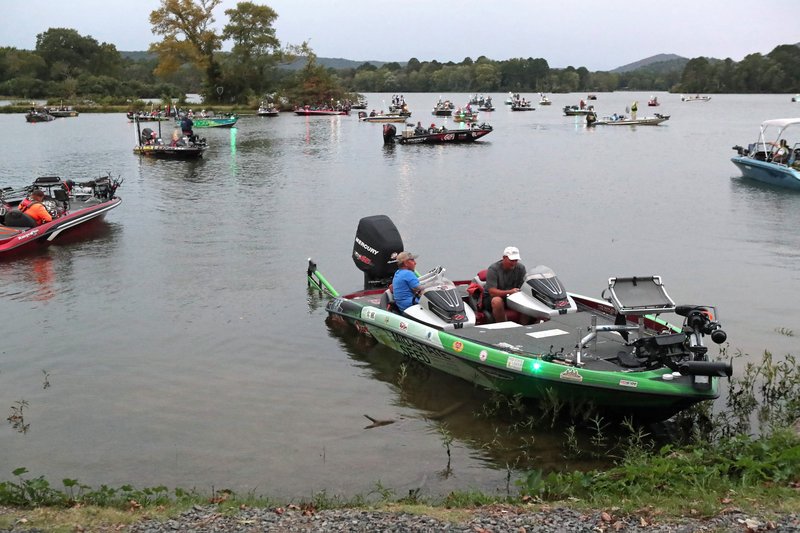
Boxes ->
[506,265,577,321]
[404,266,476,330]
[141,128,154,144]
[352,215,403,290]
[382,124,397,144]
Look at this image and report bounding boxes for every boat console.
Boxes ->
[404,266,476,330]
[506,265,578,320]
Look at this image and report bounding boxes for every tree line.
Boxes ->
[1,0,798,107]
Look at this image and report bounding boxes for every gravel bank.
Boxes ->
[122,504,798,532]
[2,504,798,532]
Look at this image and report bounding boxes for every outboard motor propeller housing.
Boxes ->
[506,265,577,320]
[352,215,403,290]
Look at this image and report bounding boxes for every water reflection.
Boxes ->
[325,315,619,474]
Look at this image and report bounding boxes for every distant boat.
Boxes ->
[648,96,660,106]
[45,103,79,117]
[191,115,238,128]
[681,94,711,102]
[589,112,670,126]
[25,108,55,123]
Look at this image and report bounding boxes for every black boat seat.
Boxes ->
[3,210,37,228]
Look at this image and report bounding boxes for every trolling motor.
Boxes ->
[674,305,732,377]
[630,305,732,377]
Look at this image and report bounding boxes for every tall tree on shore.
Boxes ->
[149,0,223,102]
[221,2,281,99]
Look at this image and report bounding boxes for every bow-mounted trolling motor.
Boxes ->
[403,266,476,330]
[579,276,732,386]
[506,265,578,320]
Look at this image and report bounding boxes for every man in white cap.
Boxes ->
[392,251,421,313]
[484,246,528,323]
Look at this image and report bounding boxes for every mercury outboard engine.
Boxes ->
[352,215,403,290]
[506,265,577,321]
[382,124,397,144]
[404,266,476,330]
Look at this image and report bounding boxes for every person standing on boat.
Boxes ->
[19,189,52,225]
[631,101,638,120]
[180,114,194,138]
[484,246,528,323]
[392,251,421,313]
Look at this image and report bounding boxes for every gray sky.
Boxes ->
[4,0,798,71]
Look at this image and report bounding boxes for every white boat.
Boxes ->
[731,118,800,190]
[589,112,670,126]
[538,93,552,106]
[681,94,711,102]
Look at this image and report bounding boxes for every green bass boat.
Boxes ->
[308,215,732,421]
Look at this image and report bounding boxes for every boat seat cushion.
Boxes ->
[379,288,397,312]
[3,209,37,228]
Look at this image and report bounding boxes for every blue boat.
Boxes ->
[731,118,800,190]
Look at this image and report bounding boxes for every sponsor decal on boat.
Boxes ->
[560,368,583,382]
[388,330,451,365]
[453,341,464,352]
[479,350,488,362]
[399,321,408,332]
[366,310,376,320]
[619,379,638,388]
[17,230,40,240]
[506,356,524,371]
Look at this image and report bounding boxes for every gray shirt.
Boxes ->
[485,260,527,295]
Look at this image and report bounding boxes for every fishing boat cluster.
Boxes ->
[8,91,798,421]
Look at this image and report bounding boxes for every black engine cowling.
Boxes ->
[352,215,403,289]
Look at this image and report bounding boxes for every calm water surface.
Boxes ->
[1,93,798,498]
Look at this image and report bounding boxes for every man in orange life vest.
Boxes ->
[19,189,53,225]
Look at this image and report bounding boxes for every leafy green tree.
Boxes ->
[221,1,281,101]
[149,0,224,101]
[0,47,48,81]
[680,56,713,92]
[35,28,121,79]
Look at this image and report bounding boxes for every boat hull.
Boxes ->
[594,117,669,126]
[191,117,238,128]
[731,156,800,190]
[294,110,349,116]
[0,198,121,254]
[392,128,492,144]
[133,145,206,159]
[324,294,719,420]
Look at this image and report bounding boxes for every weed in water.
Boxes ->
[7,400,29,434]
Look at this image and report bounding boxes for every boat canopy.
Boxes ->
[760,118,800,129]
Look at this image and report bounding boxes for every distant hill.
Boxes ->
[120,51,397,70]
[611,54,689,73]
[281,57,396,70]
[120,51,155,61]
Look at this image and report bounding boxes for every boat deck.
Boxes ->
[348,288,645,372]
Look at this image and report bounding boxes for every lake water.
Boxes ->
[1,92,798,499]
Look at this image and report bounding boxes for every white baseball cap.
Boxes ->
[503,246,521,261]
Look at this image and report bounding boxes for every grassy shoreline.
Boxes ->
[1,427,798,531]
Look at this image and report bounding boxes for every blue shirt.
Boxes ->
[392,268,420,312]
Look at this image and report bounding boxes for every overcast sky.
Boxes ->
[5,0,798,71]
